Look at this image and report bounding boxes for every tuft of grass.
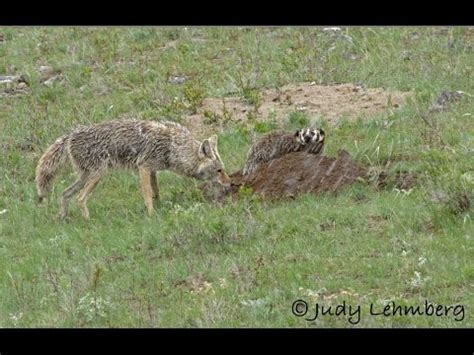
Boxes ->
[254,121,278,134]
[287,110,310,129]
[183,82,205,114]
[242,87,262,107]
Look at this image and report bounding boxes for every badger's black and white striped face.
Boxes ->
[309,128,325,143]
[296,128,325,144]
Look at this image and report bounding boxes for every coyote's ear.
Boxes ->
[209,134,218,149]
[199,138,215,159]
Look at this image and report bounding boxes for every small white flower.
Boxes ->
[418,256,427,267]
[49,234,67,244]
[463,214,470,225]
[377,298,393,306]
[9,312,23,326]
[218,278,227,289]
[461,172,473,183]
[409,271,430,288]
[77,293,110,321]
[323,27,341,32]
[240,298,268,307]
[298,287,327,300]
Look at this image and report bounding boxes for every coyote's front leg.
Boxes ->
[150,170,160,202]
[138,165,154,216]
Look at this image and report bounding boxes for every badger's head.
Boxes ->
[309,128,325,143]
[295,128,325,145]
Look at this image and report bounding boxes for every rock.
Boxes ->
[0,75,21,84]
[0,74,30,96]
[430,90,464,112]
[167,75,187,85]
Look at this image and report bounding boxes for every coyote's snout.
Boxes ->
[35,119,229,220]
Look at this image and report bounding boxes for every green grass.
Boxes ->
[0,27,473,327]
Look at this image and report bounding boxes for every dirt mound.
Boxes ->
[200,149,420,202]
[186,82,412,136]
[225,150,366,200]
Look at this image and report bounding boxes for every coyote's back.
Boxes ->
[36,119,230,220]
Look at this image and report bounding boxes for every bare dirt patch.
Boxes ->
[185,82,412,135]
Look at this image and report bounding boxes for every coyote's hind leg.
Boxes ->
[60,173,89,220]
[77,171,104,220]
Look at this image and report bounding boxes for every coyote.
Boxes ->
[243,128,325,175]
[35,119,230,220]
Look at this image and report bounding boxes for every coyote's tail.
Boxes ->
[35,135,69,203]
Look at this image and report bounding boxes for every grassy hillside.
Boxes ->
[0,27,472,327]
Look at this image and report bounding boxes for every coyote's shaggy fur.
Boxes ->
[35,119,230,219]
[243,128,325,175]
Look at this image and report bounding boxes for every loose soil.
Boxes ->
[229,150,367,199]
[186,82,412,136]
